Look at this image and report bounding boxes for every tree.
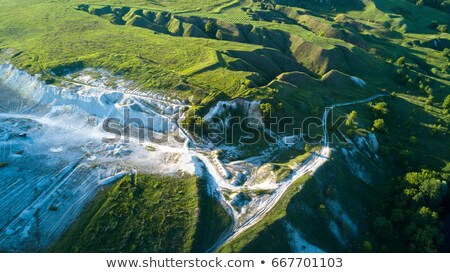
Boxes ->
[373,217,394,238]
[304,143,312,153]
[425,95,434,105]
[361,240,373,252]
[396,56,406,66]
[443,94,450,109]
[373,118,385,131]
[419,178,447,206]
[436,24,448,33]
[406,206,443,252]
[371,166,448,252]
[318,203,327,215]
[441,162,450,181]
[405,170,447,207]
[424,85,433,95]
[371,102,389,116]
[407,222,443,252]
[346,110,357,126]
[260,103,273,117]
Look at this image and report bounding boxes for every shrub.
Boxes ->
[346,110,357,126]
[373,119,386,131]
[371,102,389,116]
[443,94,450,109]
[304,143,312,152]
[436,24,448,33]
[373,217,394,238]
[260,103,273,117]
[396,56,406,66]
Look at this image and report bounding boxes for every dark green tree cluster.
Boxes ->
[367,101,389,133]
[372,166,449,252]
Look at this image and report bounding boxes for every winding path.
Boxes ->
[203,94,388,252]
[0,63,387,251]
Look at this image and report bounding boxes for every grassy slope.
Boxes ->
[220,149,384,253]
[0,0,394,103]
[51,173,230,252]
[192,177,233,252]
[339,95,449,171]
[0,0,261,101]
[1,0,446,123]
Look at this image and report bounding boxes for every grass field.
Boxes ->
[52,173,199,252]
[51,173,230,252]
[0,0,447,123]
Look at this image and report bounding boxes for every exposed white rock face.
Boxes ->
[368,133,379,152]
[341,147,372,184]
[282,134,302,147]
[0,64,197,252]
[325,199,358,235]
[284,222,325,253]
[350,76,366,88]
[204,99,263,129]
[0,64,178,133]
[98,171,128,186]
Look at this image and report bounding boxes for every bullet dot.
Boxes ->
[261,260,265,264]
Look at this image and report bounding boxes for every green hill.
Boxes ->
[51,173,231,252]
